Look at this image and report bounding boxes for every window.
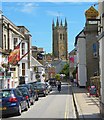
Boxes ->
[22,43,25,55]
[22,63,25,76]
[15,89,22,96]
[14,38,18,49]
[4,35,6,49]
[92,43,98,58]
[63,34,64,40]
[93,43,97,53]
[60,34,62,40]
[1,91,11,98]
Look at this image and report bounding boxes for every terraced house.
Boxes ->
[0,12,32,88]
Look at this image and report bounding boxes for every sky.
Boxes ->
[1,1,98,53]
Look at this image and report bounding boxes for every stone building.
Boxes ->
[52,18,68,61]
[98,1,104,117]
[84,6,99,86]
[74,6,99,87]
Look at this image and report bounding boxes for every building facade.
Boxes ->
[75,30,87,87]
[98,1,104,117]
[84,6,99,86]
[74,6,99,87]
[0,13,32,88]
[69,48,77,78]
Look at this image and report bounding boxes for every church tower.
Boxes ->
[52,17,68,61]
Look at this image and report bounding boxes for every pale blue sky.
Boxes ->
[2,2,98,53]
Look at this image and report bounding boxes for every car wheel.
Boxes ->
[36,96,38,101]
[17,104,22,116]
[31,99,34,105]
[28,101,31,108]
[25,102,28,111]
[43,93,46,97]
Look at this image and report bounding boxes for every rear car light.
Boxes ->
[25,95,29,100]
[9,97,18,102]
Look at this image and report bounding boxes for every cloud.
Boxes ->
[47,11,63,17]
[2,0,98,2]
[20,3,38,13]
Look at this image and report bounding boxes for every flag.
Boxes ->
[8,44,20,65]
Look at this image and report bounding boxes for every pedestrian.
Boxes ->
[57,81,61,92]
[74,79,77,86]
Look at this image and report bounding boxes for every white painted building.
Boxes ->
[30,56,45,83]
[0,13,32,88]
[0,49,4,89]
[75,30,87,87]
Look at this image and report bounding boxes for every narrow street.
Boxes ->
[10,83,76,119]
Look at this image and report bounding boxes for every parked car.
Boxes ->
[49,78,56,87]
[28,82,39,101]
[34,82,48,97]
[45,82,52,93]
[17,87,32,108]
[0,88,28,117]
[17,84,35,105]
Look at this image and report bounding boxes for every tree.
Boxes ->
[60,63,69,78]
[72,68,77,79]
[55,74,60,81]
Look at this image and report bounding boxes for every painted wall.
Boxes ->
[77,32,87,87]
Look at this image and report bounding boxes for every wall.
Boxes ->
[77,32,87,87]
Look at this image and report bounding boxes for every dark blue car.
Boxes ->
[17,84,35,105]
[17,87,31,108]
[0,88,28,117]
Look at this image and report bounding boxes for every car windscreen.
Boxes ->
[0,90,11,98]
[36,84,45,89]
[18,88,29,95]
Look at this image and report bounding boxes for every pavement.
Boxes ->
[72,85,102,119]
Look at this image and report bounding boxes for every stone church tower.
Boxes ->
[52,18,68,61]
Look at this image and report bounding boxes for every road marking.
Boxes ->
[64,84,69,119]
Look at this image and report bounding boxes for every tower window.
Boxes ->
[63,34,64,40]
[60,34,62,40]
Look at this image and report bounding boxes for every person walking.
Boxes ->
[57,81,61,93]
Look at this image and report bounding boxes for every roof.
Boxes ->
[85,6,99,19]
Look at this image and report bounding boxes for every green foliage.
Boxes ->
[72,68,77,79]
[60,63,69,77]
[55,74,60,81]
